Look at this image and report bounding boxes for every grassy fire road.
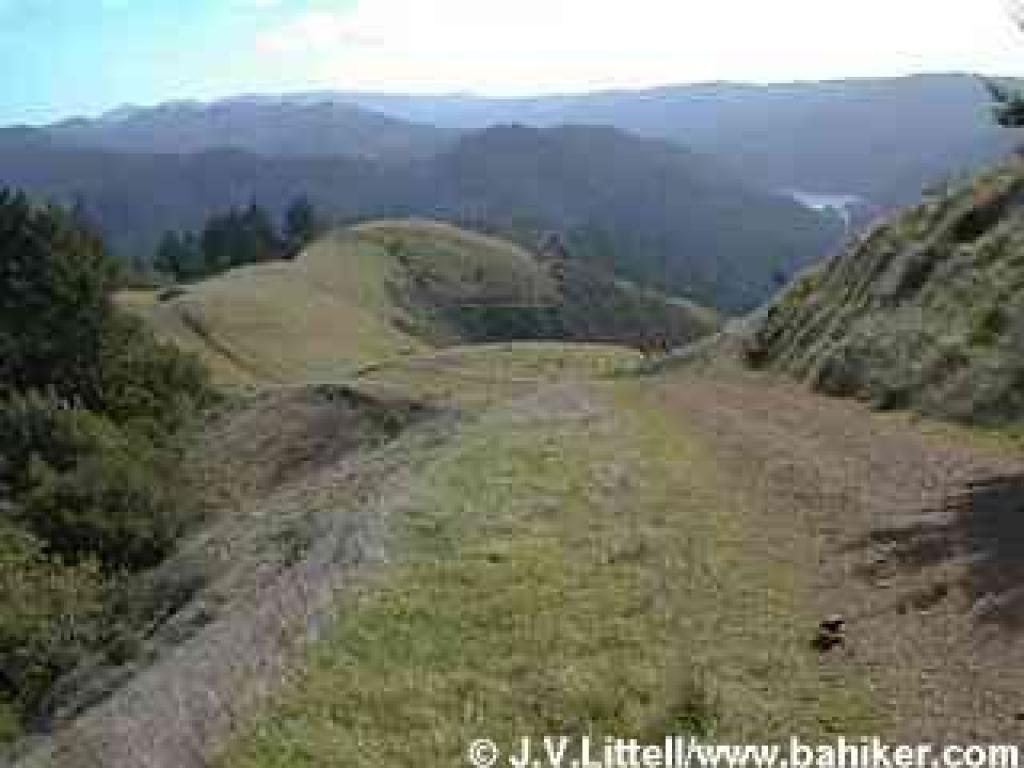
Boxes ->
[217,368,881,767]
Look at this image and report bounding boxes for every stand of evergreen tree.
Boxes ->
[0,189,212,745]
[154,197,322,282]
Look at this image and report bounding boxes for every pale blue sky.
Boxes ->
[0,0,357,124]
[2,0,1023,125]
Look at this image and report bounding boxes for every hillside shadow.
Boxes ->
[854,474,1024,629]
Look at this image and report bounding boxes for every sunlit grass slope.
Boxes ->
[216,377,875,767]
[121,220,562,389]
[351,341,644,408]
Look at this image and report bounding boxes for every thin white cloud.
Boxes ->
[254,0,1024,94]
[257,8,385,53]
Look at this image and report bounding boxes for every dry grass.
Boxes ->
[354,218,553,288]
[351,341,644,408]
[18,387,450,768]
[216,380,875,767]
[127,252,422,389]
[119,221,565,391]
[636,367,1024,740]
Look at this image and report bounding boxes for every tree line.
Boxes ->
[153,196,322,282]
[0,189,212,745]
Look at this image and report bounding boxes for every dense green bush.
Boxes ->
[11,404,189,571]
[0,521,104,730]
[0,190,115,408]
[97,313,211,435]
[0,189,212,742]
[0,391,202,572]
[0,392,95,497]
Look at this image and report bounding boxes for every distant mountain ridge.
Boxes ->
[7,73,1013,312]
[0,130,401,255]
[21,74,1014,208]
[0,123,842,312]
[41,99,452,159]
[42,100,450,159]
[246,73,1018,207]
[421,124,840,310]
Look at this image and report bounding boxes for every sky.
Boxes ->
[1,0,1023,125]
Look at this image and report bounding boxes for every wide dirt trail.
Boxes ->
[30,353,1024,766]
[642,368,1024,742]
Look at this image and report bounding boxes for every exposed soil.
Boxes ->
[645,368,1024,742]
[195,384,431,506]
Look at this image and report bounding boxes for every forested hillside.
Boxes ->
[318,74,1016,207]
[422,125,839,310]
[0,125,842,312]
[45,101,450,159]
[0,130,399,258]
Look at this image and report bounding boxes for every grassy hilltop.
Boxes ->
[122,219,718,389]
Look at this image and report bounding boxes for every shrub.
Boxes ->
[0,191,116,408]
[0,521,104,726]
[97,314,212,437]
[969,304,1009,347]
[0,397,194,572]
[21,436,185,572]
[0,189,212,740]
[0,190,212,431]
[0,392,103,496]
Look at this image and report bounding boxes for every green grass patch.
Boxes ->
[352,342,644,408]
[217,379,875,767]
[123,220,716,393]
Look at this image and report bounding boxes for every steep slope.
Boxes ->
[744,158,1024,426]
[289,74,1016,207]
[44,101,450,159]
[126,220,717,388]
[422,125,843,311]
